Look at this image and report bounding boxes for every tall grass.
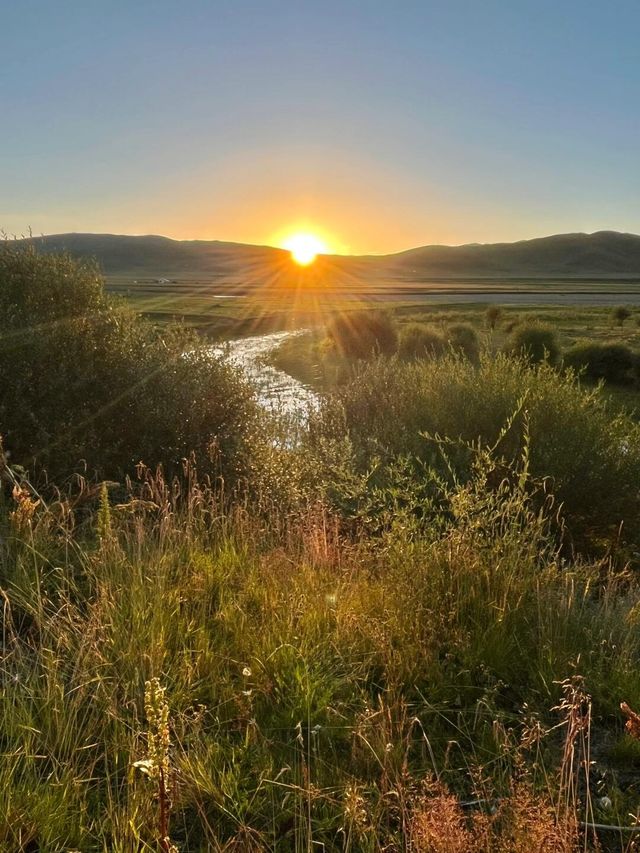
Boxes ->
[2,455,640,849]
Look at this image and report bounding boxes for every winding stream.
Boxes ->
[210,330,319,417]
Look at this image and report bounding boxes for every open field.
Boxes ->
[106,274,640,342]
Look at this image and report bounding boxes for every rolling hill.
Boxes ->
[14,230,640,284]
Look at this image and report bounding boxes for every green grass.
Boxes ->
[6,248,640,849]
[3,458,640,850]
[269,304,640,420]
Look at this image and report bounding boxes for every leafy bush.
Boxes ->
[398,323,446,360]
[504,322,561,365]
[447,322,480,362]
[326,309,398,359]
[564,341,638,384]
[612,305,632,328]
[0,243,260,482]
[307,354,640,552]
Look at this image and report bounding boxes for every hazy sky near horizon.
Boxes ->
[2,0,639,254]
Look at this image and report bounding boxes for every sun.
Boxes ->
[283,233,329,266]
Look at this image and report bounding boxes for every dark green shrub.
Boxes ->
[612,305,632,328]
[0,243,260,482]
[398,324,447,360]
[564,341,638,384]
[504,322,560,365]
[327,310,398,359]
[447,323,479,362]
[308,354,640,552]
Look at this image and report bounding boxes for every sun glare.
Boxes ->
[283,233,329,266]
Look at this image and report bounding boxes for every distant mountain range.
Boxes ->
[15,230,640,282]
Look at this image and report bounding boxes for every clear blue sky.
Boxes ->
[1,0,639,253]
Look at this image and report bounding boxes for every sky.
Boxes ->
[1,0,639,254]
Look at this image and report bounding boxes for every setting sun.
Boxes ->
[283,233,329,266]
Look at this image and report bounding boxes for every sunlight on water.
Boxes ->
[210,330,319,417]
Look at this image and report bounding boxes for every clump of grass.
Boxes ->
[486,304,503,330]
[612,305,632,329]
[326,309,398,359]
[504,322,561,365]
[447,322,480,362]
[398,323,447,360]
[564,340,638,385]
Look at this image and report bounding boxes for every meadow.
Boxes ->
[4,245,640,850]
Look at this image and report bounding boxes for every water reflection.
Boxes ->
[210,330,319,417]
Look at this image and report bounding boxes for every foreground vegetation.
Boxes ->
[4,245,640,849]
[4,455,640,851]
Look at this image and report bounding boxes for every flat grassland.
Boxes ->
[106,272,640,336]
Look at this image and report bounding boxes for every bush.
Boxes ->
[564,341,638,384]
[504,322,561,365]
[612,305,632,328]
[486,304,503,330]
[447,322,480,362]
[307,354,640,552]
[0,243,260,482]
[398,323,447,360]
[326,310,398,359]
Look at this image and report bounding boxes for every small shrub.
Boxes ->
[564,341,638,384]
[486,304,503,330]
[447,322,479,362]
[504,322,561,365]
[398,324,447,360]
[612,305,632,328]
[327,310,398,359]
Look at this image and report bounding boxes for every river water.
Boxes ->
[210,330,319,417]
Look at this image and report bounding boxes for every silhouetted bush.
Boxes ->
[612,305,632,328]
[398,324,446,360]
[564,341,638,384]
[447,323,480,362]
[504,323,560,365]
[0,243,259,482]
[327,310,398,359]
